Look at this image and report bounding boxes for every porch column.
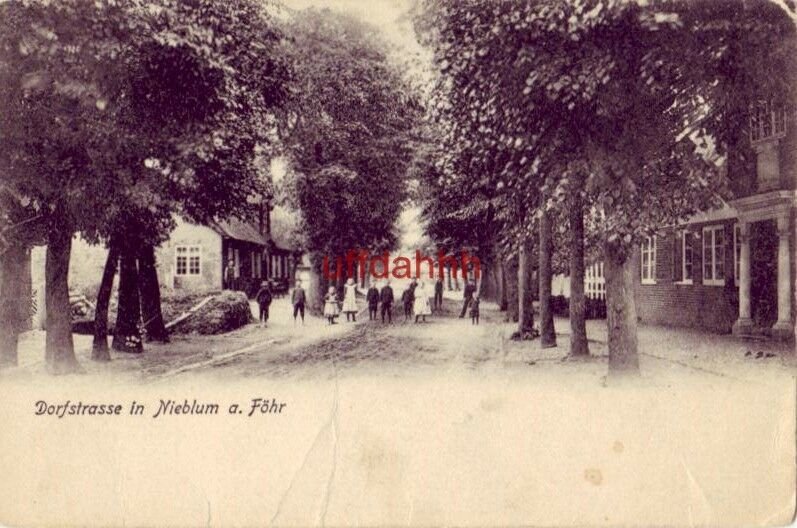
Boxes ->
[733,222,753,336]
[773,215,793,338]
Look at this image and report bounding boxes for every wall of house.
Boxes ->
[30,236,112,330]
[634,219,740,334]
[157,219,222,293]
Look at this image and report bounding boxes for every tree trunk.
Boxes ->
[112,246,143,353]
[497,258,508,311]
[604,241,640,375]
[446,262,452,291]
[92,240,119,360]
[517,237,534,335]
[45,227,80,374]
[310,252,327,315]
[569,195,589,357]
[505,253,519,322]
[539,207,556,348]
[138,244,169,343]
[0,243,28,368]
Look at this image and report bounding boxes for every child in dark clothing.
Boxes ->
[366,284,380,321]
[255,281,273,327]
[469,296,480,325]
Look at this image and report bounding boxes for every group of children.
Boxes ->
[255,276,481,327]
[322,277,480,325]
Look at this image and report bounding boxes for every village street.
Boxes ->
[12,291,792,385]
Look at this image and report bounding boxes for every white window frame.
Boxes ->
[676,230,693,285]
[640,236,657,285]
[750,100,787,144]
[702,225,726,286]
[175,245,202,276]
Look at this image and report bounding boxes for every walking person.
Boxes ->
[291,280,306,325]
[255,281,273,327]
[458,278,477,318]
[366,282,380,321]
[380,279,394,324]
[323,286,340,325]
[433,276,444,312]
[470,295,480,325]
[342,277,359,322]
[413,281,432,323]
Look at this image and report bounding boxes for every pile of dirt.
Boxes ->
[168,291,252,335]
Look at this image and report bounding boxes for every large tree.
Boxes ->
[279,8,423,310]
[0,0,289,369]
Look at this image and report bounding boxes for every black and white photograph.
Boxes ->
[0,0,796,525]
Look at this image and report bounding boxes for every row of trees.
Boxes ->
[0,1,419,373]
[415,0,796,375]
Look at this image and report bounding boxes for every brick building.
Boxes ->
[636,101,795,339]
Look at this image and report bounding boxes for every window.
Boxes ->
[175,245,201,276]
[641,236,657,284]
[584,262,605,299]
[734,224,741,287]
[750,100,787,144]
[702,226,725,286]
[679,231,693,284]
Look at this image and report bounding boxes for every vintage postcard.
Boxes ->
[0,0,796,526]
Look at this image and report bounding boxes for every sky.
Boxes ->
[281,0,422,53]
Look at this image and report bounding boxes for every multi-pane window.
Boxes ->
[702,226,725,285]
[175,245,201,276]
[681,231,693,283]
[585,262,605,299]
[640,236,656,284]
[750,100,787,144]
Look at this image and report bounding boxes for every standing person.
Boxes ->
[366,281,380,321]
[380,279,394,324]
[434,276,444,312]
[255,281,273,327]
[323,286,340,325]
[413,281,432,323]
[401,284,414,322]
[342,277,359,322]
[291,280,306,325]
[470,295,480,325]
[224,259,236,290]
[458,278,477,318]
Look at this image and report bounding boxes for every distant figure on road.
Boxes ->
[470,295,480,325]
[324,286,340,325]
[366,282,380,321]
[291,280,306,325]
[414,281,432,323]
[433,277,444,312]
[224,260,236,290]
[401,286,413,322]
[458,278,477,318]
[342,277,359,322]
[255,281,273,327]
[380,280,394,324]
